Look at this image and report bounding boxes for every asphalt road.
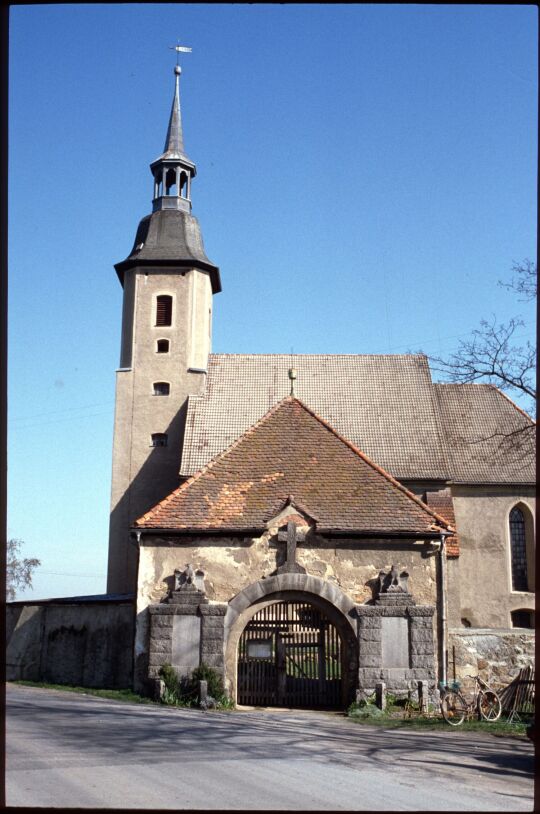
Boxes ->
[6,684,534,810]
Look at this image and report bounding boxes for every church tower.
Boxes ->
[107,63,221,594]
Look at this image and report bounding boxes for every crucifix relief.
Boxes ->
[277,521,306,574]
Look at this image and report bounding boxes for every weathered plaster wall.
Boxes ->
[7,602,134,688]
[448,629,534,687]
[451,487,535,628]
[138,534,439,609]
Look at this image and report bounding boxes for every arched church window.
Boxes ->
[510,507,529,591]
[156,295,172,327]
[156,339,169,353]
[151,433,168,447]
[153,382,170,396]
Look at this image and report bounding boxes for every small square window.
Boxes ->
[511,610,534,629]
[153,382,170,396]
[156,340,169,353]
[151,433,168,447]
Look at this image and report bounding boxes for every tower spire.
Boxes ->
[162,66,185,158]
[150,50,196,214]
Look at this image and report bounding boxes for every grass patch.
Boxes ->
[11,680,155,705]
[347,704,528,737]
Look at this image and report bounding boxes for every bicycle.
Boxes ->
[440,675,502,726]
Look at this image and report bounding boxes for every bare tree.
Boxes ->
[429,260,536,416]
[498,258,537,302]
[7,538,41,601]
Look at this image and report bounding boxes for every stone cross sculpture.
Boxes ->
[277,521,306,574]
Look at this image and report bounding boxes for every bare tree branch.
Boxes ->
[429,315,536,408]
[7,538,41,601]
[422,262,536,464]
[498,259,537,302]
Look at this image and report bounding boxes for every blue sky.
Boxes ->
[8,4,537,599]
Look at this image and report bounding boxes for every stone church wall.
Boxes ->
[448,628,535,688]
[7,600,134,689]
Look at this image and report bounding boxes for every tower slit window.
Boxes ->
[509,507,528,591]
[156,295,172,326]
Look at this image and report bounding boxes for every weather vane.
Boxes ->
[169,42,192,71]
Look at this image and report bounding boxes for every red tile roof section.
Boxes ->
[136,397,454,535]
[424,490,460,558]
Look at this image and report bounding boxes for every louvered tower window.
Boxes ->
[155,295,172,326]
[510,507,528,591]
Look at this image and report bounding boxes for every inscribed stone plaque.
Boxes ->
[247,639,273,659]
[381,617,410,668]
[172,615,201,677]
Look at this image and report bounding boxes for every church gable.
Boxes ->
[136,397,452,535]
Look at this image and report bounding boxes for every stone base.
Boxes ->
[147,599,228,686]
[357,600,436,694]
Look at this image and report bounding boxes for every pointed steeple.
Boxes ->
[161,66,188,160]
[115,62,221,294]
[150,65,196,214]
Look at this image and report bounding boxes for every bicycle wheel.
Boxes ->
[477,690,502,721]
[441,690,467,725]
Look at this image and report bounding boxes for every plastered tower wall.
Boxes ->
[107,267,213,593]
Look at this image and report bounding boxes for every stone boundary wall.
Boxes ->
[7,600,134,689]
[448,629,535,688]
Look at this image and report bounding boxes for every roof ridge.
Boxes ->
[207,353,428,359]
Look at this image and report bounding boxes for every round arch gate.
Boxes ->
[237,599,345,709]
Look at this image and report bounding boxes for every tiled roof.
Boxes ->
[179,355,535,485]
[138,397,453,535]
[424,490,459,558]
[180,354,450,480]
[434,384,535,484]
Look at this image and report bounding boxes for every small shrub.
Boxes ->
[159,662,232,709]
[158,664,196,706]
[348,701,384,719]
[190,663,225,700]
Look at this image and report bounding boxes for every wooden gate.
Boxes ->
[237,600,343,709]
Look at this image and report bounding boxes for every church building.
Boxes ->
[104,63,535,705]
[10,61,532,706]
